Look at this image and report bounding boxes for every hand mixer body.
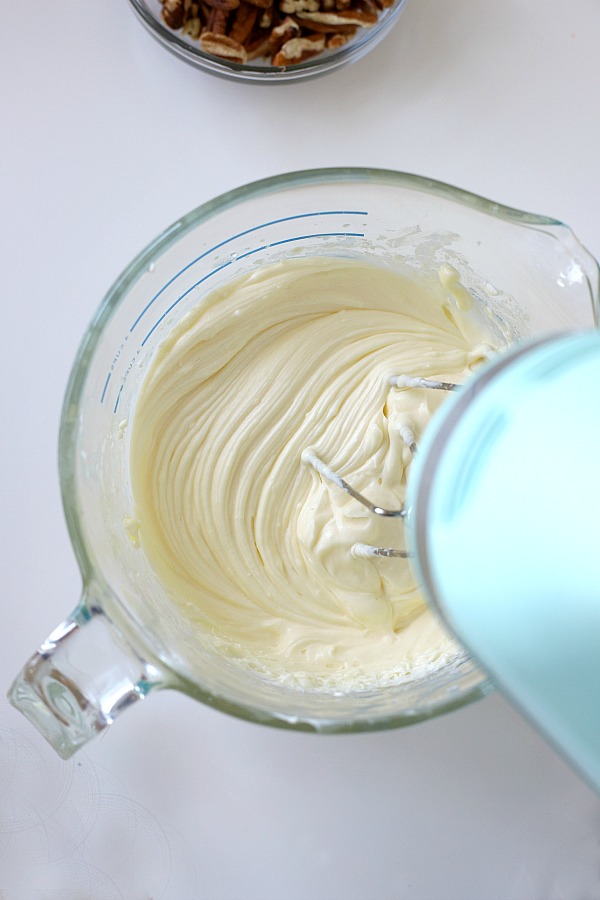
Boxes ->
[407,332,600,791]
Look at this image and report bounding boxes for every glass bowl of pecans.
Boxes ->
[127,0,407,82]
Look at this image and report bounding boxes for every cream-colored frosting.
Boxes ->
[130,256,498,689]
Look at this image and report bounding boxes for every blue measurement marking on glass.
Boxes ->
[113,384,124,415]
[100,372,111,403]
[237,232,364,261]
[105,222,367,408]
[139,231,365,351]
[140,259,233,348]
[129,210,368,333]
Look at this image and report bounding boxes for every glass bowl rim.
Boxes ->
[57,166,600,731]
[62,166,598,363]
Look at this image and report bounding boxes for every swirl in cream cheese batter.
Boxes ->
[130,256,499,689]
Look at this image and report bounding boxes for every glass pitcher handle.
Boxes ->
[7,590,165,758]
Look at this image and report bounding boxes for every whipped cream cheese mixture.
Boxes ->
[130,256,498,689]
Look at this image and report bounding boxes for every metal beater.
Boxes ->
[301,374,460,560]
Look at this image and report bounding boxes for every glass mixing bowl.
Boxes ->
[127,0,408,82]
[8,169,599,758]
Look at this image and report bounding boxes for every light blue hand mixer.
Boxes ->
[308,330,600,792]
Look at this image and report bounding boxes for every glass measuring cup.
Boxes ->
[9,168,599,758]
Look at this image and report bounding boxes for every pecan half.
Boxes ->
[162,0,185,28]
[280,0,320,13]
[204,7,229,33]
[291,15,356,33]
[296,6,377,25]
[272,32,325,64]
[230,2,260,43]
[199,31,248,61]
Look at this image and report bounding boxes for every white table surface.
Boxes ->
[2,2,600,898]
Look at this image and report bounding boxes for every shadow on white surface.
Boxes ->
[0,699,198,898]
[3,688,600,899]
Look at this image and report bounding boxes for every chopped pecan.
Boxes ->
[182,15,202,37]
[244,0,274,9]
[204,7,229,33]
[199,1,212,21]
[161,0,185,29]
[267,16,300,54]
[272,32,325,64]
[326,29,355,47]
[204,0,240,11]
[199,31,248,61]
[230,2,260,43]
[291,15,356,33]
[245,34,271,58]
[280,0,319,13]
[296,6,377,26]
